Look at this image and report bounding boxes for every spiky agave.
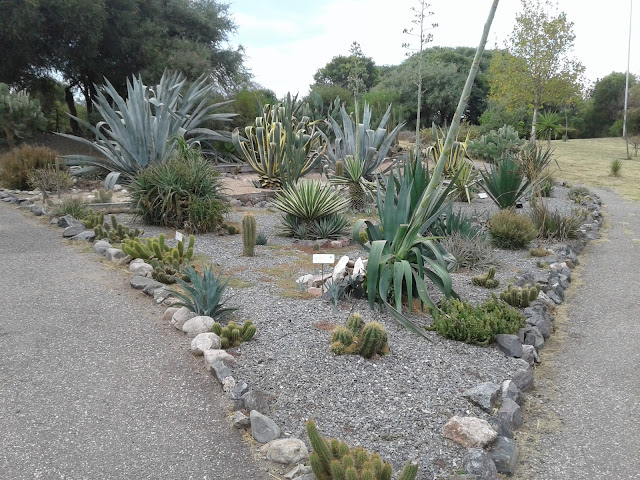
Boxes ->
[171,264,238,319]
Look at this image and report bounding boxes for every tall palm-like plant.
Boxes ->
[535,111,563,148]
[59,71,235,187]
[353,0,500,335]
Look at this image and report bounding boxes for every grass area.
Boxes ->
[550,137,640,201]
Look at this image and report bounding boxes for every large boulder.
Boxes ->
[462,383,501,413]
[250,410,281,443]
[190,332,221,355]
[463,448,498,480]
[443,416,497,448]
[181,315,215,337]
[262,438,309,465]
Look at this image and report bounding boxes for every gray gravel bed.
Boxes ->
[111,184,585,478]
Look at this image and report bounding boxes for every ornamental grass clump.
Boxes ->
[0,146,58,190]
[488,209,537,249]
[171,264,237,319]
[528,200,585,240]
[427,295,525,345]
[129,140,228,234]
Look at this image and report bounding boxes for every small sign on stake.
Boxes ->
[312,254,335,293]
[175,231,184,242]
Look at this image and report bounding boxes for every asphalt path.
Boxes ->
[0,204,269,480]
[521,188,640,479]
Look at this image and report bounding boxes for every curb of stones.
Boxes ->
[1,187,603,480]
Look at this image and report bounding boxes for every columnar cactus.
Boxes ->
[334,160,345,178]
[242,213,257,257]
[500,283,540,308]
[94,214,143,243]
[471,266,499,289]
[306,421,415,480]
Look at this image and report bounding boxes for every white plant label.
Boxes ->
[175,231,184,242]
[313,254,335,264]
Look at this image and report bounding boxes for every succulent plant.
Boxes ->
[471,267,499,289]
[94,214,143,243]
[242,213,257,257]
[500,283,540,308]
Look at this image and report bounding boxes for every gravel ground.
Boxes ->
[105,184,589,479]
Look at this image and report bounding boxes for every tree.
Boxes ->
[0,0,245,132]
[488,0,584,140]
[581,72,637,137]
[312,42,378,92]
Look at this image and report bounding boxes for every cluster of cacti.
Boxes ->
[94,189,114,203]
[330,313,388,359]
[94,214,143,243]
[306,421,418,480]
[83,211,105,230]
[471,267,499,288]
[122,233,194,264]
[211,320,256,348]
[529,246,549,257]
[122,233,195,284]
[500,283,540,308]
[242,213,257,257]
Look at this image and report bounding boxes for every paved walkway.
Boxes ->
[0,204,268,479]
[519,189,640,479]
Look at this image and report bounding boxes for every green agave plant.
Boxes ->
[232,93,323,189]
[272,180,349,221]
[479,155,530,209]
[320,102,405,180]
[59,71,235,186]
[171,264,238,319]
[353,0,499,335]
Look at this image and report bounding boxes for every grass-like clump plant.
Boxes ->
[306,420,418,480]
[440,232,494,271]
[0,146,58,190]
[51,197,89,219]
[610,158,622,177]
[27,165,73,195]
[567,185,592,203]
[129,140,229,234]
[427,295,525,345]
[528,200,585,240]
[488,209,537,249]
[171,264,237,319]
[479,155,530,209]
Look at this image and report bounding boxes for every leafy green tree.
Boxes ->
[488,0,584,140]
[581,72,637,137]
[375,47,494,129]
[312,42,378,92]
[0,0,244,132]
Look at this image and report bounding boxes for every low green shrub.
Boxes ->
[211,320,256,349]
[567,186,591,202]
[610,158,622,177]
[529,201,585,240]
[529,246,550,257]
[430,204,485,240]
[27,165,73,194]
[427,295,525,345]
[306,420,418,480]
[171,264,237,319]
[129,143,229,233]
[51,198,89,219]
[329,313,388,359]
[440,232,494,271]
[467,124,524,163]
[0,146,57,190]
[489,209,537,249]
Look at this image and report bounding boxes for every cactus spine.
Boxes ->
[471,266,499,289]
[242,213,257,257]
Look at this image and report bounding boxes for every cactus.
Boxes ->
[358,230,369,245]
[334,160,345,178]
[123,233,194,283]
[345,313,365,335]
[472,266,499,289]
[94,214,143,243]
[213,320,257,348]
[306,421,414,480]
[529,246,549,257]
[500,283,540,308]
[242,213,257,257]
[331,327,354,347]
[83,211,104,229]
[358,322,388,359]
[330,341,346,355]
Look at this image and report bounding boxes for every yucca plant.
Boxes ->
[320,102,405,180]
[535,111,563,149]
[171,264,238,319]
[328,154,376,210]
[430,202,486,240]
[59,71,235,187]
[353,0,499,335]
[272,180,349,239]
[479,155,530,209]
[517,143,557,187]
[232,93,322,189]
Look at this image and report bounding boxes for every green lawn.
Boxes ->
[550,137,640,201]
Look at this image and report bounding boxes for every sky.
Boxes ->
[228,0,639,99]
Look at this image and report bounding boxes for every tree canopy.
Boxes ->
[0,0,245,131]
[488,0,584,139]
[312,42,378,93]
